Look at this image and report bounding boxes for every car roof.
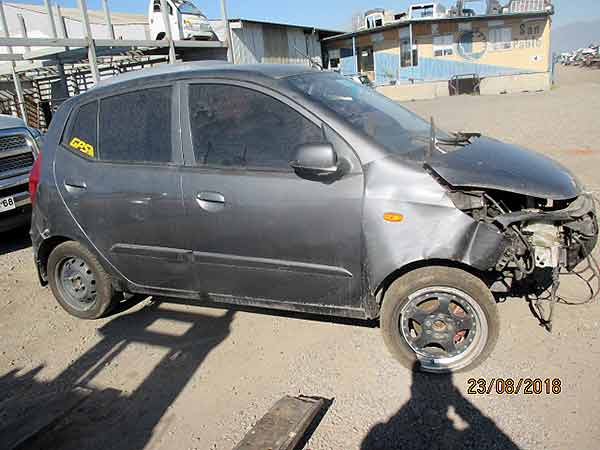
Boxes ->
[97,61,318,89]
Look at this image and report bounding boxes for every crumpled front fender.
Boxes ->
[363,157,509,294]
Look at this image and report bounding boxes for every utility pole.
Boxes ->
[220,0,234,63]
[160,0,176,63]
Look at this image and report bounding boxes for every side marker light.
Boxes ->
[384,213,404,223]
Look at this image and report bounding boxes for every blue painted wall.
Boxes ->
[340,48,357,76]
[374,52,400,84]
[396,57,533,83]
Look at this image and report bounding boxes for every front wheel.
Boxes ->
[380,266,499,373]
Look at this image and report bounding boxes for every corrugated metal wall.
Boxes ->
[232,22,323,66]
[263,25,290,63]
[232,22,265,64]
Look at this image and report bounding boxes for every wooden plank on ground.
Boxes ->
[233,396,326,450]
[0,387,93,450]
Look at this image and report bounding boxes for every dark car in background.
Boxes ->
[0,115,42,233]
[30,63,598,373]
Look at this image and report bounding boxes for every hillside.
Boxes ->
[552,19,600,53]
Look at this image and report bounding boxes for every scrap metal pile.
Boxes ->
[558,45,600,69]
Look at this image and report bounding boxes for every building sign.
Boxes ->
[512,20,544,50]
[457,30,487,60]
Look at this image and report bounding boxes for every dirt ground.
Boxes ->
[1,65,600,450]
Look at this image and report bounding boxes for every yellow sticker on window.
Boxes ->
[69,137,95,158]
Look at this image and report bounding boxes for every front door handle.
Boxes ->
[196,192,225,203]
[196,191,225,212]
[64,179,87,192]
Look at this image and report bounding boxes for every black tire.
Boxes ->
[380,266,499,373]
[47,241,117,320]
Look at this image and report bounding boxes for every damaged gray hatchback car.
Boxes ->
[30,63,598,372]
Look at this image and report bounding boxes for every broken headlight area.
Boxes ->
[448,189,599,311]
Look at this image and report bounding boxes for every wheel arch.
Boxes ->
[374,258,491,305]
[37,235,72,283]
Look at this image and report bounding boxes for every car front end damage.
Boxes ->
[438,179,598,330]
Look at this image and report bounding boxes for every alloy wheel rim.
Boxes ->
[400,286,488,372]
[55,256,98,312]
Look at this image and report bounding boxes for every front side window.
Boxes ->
[99,86,173,163]
[288,72,449,157]
[188,84,324,170]
[62,101,98,159]
[176,0,203,15]
[154,0,174,15]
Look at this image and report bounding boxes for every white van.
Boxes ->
[149,0,214,41]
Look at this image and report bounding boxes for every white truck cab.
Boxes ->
[149,0,214,41]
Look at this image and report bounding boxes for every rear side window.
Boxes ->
[188,84,324,170]
[63,101,98,159]
[99,87,173,163]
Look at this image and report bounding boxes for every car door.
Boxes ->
[54,84,191,290]
[180,81,364,310]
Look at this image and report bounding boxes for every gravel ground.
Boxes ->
[1,66,600,450]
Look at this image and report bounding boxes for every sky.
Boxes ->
[5,0,600,30]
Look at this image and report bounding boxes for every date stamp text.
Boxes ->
[467,378,562,395]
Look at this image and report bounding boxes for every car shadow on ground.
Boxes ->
[0,299,235,450]
[360,362,521,450]
[0,227,31,256]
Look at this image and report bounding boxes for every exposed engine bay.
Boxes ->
[415,125,600,331]
[447,188,599,330]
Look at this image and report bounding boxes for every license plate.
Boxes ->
[0,196,16,213]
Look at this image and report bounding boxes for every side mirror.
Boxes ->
[289,143,339,176]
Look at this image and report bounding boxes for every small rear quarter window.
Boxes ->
[62,101,98,158]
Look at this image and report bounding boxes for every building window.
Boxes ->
[489,27,512,51]
[328,49,341,69]
[357,47,374,73]
[400,39,418,67]
[433,34,454,57]
[411,5,434,19]
[366,13,384,29]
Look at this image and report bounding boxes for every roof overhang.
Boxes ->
[323,11,552,43]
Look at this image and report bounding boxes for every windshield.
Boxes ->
[287,72,442,156]
[175,0,204,15]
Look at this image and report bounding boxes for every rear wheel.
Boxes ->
[380,266,499,373]
[48,241,117,320]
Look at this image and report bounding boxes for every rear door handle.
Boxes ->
[195,191,225,212]
[64,179,87,192]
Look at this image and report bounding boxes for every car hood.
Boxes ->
[425,136,581,200]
